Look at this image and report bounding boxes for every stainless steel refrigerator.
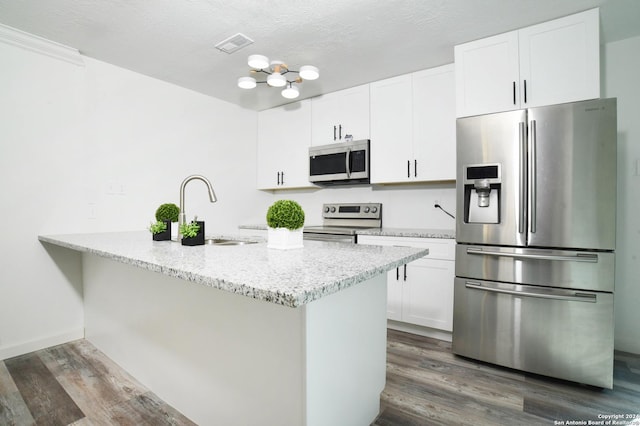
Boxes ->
[453,98,617,388]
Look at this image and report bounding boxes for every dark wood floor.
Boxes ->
[1,331,639,425]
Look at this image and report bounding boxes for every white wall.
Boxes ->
[0,36,86,359]
[266,184,456,230]
[0,30,264,359]
[604,35,640,354]
[80,56,267,233]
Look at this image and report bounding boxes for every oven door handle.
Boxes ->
[466,247,598,263]
[303,233,355,243]
[465,281,597,303]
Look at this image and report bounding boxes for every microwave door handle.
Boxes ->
[345,148,351,177]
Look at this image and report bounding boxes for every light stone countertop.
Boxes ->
[39,231,428,308]
[356,228,455,239]
[239,224,455,239]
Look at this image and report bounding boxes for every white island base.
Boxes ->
[83,253,387,425]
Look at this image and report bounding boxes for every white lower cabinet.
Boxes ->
[358,235,455,332]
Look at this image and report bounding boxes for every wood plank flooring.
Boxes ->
[0,339,196,425]
[373,329,640,425]
[1,330,638,425]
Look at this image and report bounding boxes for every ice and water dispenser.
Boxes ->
[463,164,501,224]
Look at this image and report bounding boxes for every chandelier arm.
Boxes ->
[252,69,272,76]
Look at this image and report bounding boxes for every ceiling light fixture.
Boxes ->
[237,55,319,99]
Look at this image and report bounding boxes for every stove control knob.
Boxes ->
[371,206,378,213]
[324,206,330,213]
[364,207,370,213]
[330,206,336,213]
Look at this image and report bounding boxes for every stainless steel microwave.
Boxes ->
[308,139,370,185]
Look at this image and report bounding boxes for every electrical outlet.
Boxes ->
[88,202,97,219]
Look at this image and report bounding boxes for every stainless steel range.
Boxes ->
[303,203,382,243]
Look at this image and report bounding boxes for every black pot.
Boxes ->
[152,221,172,241]
[181,221,205,246]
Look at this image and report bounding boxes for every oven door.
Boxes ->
[309,140,369,184]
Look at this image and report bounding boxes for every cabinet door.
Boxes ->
[403,258,454,331]
[454,31,520,117]
[370,74,413,184]
[413,64,456,181]
[518,8,599,108]
[311,84,370,145]
[358,235,455,331]
[257,100,313,190]
[386,268,403,321]
[339,84,370,142]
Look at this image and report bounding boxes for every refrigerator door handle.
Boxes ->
[465,281,597,303]
[519,121,526,234]
[529,119,537,234]
[466,247,598,263]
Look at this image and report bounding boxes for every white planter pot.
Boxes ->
[267,227,304,250]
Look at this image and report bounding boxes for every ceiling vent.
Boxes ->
[215,33,254,54]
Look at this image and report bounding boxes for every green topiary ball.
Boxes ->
[155,203,180,222]
[266,200,305,230]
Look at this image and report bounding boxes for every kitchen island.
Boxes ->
[39,231,428,426]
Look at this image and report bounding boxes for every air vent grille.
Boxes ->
[215,33,254,54]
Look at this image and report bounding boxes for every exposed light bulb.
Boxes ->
[237,76,257,89]
[299,65,319,80]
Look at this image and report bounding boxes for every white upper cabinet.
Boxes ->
[370,64,456,184]
[412,65,456,181]
[257,99,315,190]
[311,84,370,146]
[370,74,413,183]
[455,32,520,117]
[455,8,600,117]
[518,9,600,108]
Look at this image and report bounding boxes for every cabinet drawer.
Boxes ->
[358,235,455,261]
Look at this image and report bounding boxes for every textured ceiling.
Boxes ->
[1,0,639,111]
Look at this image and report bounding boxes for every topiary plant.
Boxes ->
[155,203,180,222]
[266,200,305,230]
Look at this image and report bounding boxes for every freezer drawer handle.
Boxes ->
[465,281,597,303]
[466,247,598,263]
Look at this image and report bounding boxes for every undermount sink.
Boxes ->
[205,238,258,246]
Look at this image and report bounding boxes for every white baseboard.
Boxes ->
[0,329,84,360]
[615,336,640,355]
[387,320,452,342]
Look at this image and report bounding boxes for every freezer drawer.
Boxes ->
[452,278,614,388]
[456,244,615,292]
